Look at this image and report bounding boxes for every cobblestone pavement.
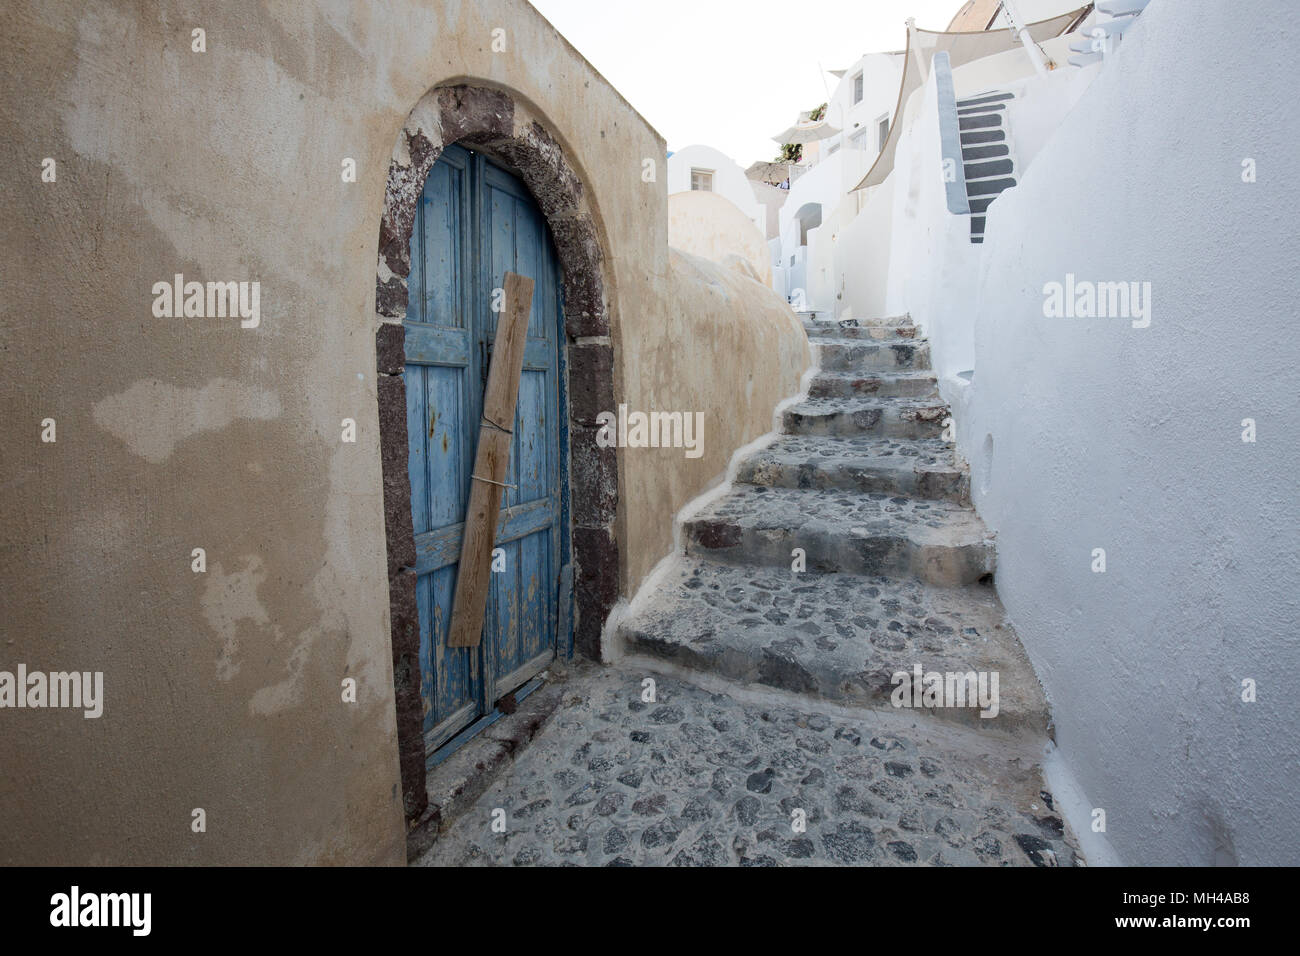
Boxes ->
[415,664,1081,867]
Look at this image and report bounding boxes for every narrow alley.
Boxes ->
[418,315,1077,866]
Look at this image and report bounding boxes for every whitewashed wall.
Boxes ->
[825,52,904,167]
[950,0,1300,865]
[879,63,981,375]
[777,152,850,314]
[832,176,895,320]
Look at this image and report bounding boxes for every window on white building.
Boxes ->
[877,115,890,152]
[850,128,866,151]
[852,72,864,104]
[690,168,714,191]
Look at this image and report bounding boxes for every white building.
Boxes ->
[666,144,766,235]
[769,52,904,315]
[665,143,775,284]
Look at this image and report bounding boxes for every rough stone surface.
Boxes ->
[376,274,407,319]
[805,315,913,331]
[569,425,618,526]
[805,323,918,341]
[376,374,417,576]
[414,666,1078,866]
[683,485,994,586]
[375,322,406,376]
[436,85,515,147]
[574,525,619,660]
[737,435,969,502]
[390,567,427,821]
[381,129,442,278]
[550,216,605,324]
[492,120,584,221]
[567,343,615,426]
[815,339,931,372]
[408,669,571,860]
[783,396,950,439]
[564,304,609,338]
[808,369,938,400]
[618,559,1047,733]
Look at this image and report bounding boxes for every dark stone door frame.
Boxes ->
[374,84,619,824]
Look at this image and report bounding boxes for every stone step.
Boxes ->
[805,324,918,341]
[805,314,914,330]
[683,485,994,586]
[618,558,1047,735]
[736,436,969,503]
[783,396,948,439]
[809,370,938,400]
[815,339,931,372]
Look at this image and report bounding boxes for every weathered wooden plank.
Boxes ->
[405,364,430,535]
[447,272,535,648]
[412,499,552,576]
[403,324,472,367]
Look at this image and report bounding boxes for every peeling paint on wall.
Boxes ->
[92,379,281,464]
[201,556,278,681]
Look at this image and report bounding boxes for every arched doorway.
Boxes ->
[794,202,823,246]
[404,141,568,754]
[376,85,620,825]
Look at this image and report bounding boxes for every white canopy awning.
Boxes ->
[771,114,841,146]
[851,6,1089,192]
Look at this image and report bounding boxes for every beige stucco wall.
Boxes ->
[667,191,774,287]
[620,248,807,591]
[0,0,807,865]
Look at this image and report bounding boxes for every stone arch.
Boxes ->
[373,84,618,824]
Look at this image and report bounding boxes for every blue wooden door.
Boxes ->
[404,143,567,755]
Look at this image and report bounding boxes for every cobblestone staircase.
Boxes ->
[419,316,1079,867]
[620,315,1050,736]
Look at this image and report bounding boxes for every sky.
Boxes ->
[527,0,972,167]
